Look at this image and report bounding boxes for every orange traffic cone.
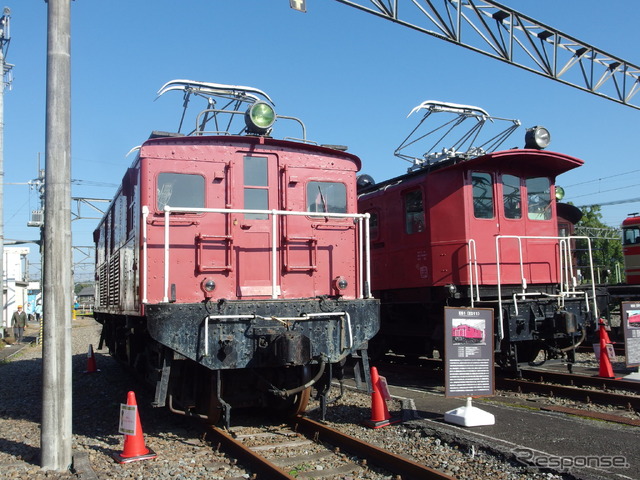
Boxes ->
[113,391,157,464]
[83,344,99,374]
[597,320,615,379]
[363,366,401,429]
[598,319,614,345]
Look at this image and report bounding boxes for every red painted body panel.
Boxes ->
[452,324,483,340]
[95,135,365,313]
[360,149,583,291]
[622,215,640,285]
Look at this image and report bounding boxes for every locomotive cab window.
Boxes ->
[157,173,204,211]
[472,172,494,219]
[502,174,522,219]
[307,182,346,213]
[368,210,379,240]
[404,189,425,234]
[244,156,269,220]
[623,226,640,245]
[526,177,552,220]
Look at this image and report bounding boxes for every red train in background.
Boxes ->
[622,214,640,285]
[93,80,379,425]
[358,101,605,369]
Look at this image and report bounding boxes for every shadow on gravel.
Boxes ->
[0,346,206,466]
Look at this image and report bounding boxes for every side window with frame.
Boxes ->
[404,189,425,234]
[157,172,205,211]
[502,174,522,219]
[307,181,347,213]
[244,156,269,220]
[367,210,379,240]
[526,176,552,220]
[472,172,494,219]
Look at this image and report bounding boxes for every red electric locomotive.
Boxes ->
[451,324,484,344]
[622,214,640,285]
[358,101,601,368]
[93,80,379,425]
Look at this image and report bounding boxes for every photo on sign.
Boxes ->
[627,310,640,328]
[451,319,486,346]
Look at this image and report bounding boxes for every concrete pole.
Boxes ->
[0,8,9,338]
[0,35,5,338]
[41,0,72,472]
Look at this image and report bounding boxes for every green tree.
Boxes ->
[574,205,623,284]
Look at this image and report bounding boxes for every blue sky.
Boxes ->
[4,0,640,282]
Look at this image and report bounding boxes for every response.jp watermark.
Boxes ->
[512,447,629,472]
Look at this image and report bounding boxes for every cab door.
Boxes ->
[231,154,279,298]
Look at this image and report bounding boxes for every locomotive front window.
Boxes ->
[307,182,347,213]
[157,173,205,211]
[244,156,269,219]
[623,227,640,245]
[526,177,552,220]
[404,190,425,234]
[472,172,494,219]
[502,174,522,219]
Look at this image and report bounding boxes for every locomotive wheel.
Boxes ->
[517,343,542,365]
[268,365,312,417]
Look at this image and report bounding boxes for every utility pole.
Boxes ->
[41,0,72,472]
[0,7,13,338]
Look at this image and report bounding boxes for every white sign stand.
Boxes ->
[624,367,640,382]
[444,397,495,427]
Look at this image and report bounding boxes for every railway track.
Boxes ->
[205,415,456,480]
[498,369,640,413]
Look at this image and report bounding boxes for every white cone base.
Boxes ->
[444,398,495,427]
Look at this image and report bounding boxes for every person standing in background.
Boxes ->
[11,305,27,344]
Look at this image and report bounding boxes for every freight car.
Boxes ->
[358,101,603,369]
[93,80,379,425]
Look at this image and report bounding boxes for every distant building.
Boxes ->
[75,285,95,309]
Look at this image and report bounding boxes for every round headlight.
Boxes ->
[245,102,276,134]
[333,276,348,291]
[201,278,216,293]
[555,185,565,201]
[524,126,551,149]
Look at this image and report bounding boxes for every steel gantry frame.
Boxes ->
[332,0,640,110]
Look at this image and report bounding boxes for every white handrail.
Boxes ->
[155,205,371,303]
[202,311,352,357]
[142,206,149,304]
[495,235,598,341]
[467,239,480,306]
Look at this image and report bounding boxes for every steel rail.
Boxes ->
[519,368,640,394]
[206,425,296,480]
[497,377,640,411]
[290,415,457,480]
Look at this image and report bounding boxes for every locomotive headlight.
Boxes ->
[555,185,565,201]
[333,276,348,292]
[201,278,216,298]
[245,102,276,135]
[524,126,551,149]
[447,284,458,296]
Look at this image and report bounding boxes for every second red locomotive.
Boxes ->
[358,101,602,368]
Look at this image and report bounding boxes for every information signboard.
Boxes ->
[444,306,494,397]
[622,301,640,367]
